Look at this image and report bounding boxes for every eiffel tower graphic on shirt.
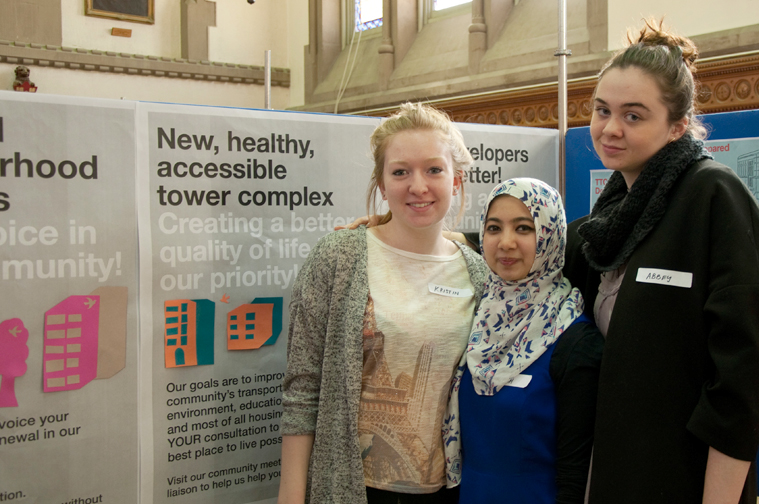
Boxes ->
[358,296,447,485]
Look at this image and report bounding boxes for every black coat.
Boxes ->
[564,159,759,504]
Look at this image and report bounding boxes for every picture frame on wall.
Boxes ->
[85,0,155,24]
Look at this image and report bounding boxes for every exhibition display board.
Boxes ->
[0,92,559,504]
[0,94,139,504]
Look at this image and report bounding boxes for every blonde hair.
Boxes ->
[366,102,473,226]
[598,18,707,139]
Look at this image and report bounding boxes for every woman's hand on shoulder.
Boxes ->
[334,215,381,231]
[444,231,478,251]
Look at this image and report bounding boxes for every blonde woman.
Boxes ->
[278,103,488,504]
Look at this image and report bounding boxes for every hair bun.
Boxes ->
[602,17,707,139]
[627,17,698,70]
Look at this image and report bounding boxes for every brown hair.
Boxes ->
[366,102,473,226]
[598,18,707,139]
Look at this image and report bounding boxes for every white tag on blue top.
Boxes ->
[504,374,532,389]
[428,283,473,297]
[635,268,693,288]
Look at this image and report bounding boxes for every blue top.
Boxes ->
[459,342,557,503]
[457,315,602,504]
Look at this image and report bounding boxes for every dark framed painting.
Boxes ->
[85,0,155,24]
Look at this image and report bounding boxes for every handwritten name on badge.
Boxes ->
[635,268,693,288]
[428,284,473,298]
[504,375,532,388]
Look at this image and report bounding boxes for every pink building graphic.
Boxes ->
[43,296,99,392]
[42,287,128,392]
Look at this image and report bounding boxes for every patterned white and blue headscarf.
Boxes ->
[467,177,584,394]
[444,178,584,486]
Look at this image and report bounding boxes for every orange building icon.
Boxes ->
[226,297,282,350]
[164,299,214,368]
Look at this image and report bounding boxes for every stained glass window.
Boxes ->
[356,0,382,31]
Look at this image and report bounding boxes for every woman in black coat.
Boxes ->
[563,19,759,504]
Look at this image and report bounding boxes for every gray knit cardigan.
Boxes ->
[281,226,488,504]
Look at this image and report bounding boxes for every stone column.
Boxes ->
[305,0,341,102]
[469,0,486,74]
[378,0,395,91]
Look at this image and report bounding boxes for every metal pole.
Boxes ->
[554,0,571,198]
[264,50,272,110]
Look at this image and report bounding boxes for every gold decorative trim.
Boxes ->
[0,39,290,87]
[359,52,759,128]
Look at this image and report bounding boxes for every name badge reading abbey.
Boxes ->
[428,284,473,298]
[636,268,693,288]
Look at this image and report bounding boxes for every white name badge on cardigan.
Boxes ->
[428,283,473,297]
[635,268,693,288]
[504,374,532,388]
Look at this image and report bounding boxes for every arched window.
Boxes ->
[355,0,382,31]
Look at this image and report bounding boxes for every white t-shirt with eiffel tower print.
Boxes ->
[359,230,476,494]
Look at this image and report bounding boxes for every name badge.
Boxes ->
[635,268,693,288]
[428,283,473,298]
[504,374,532,389]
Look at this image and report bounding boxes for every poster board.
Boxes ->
[1,91,560,503]
[0,93,139,504]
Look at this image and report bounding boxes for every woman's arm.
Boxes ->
[564,217,597,321]
[686,168,759,479]
[702,446,751,504]
[278,434,315,504]
[279,235,341,503]
[550,321,604,504]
